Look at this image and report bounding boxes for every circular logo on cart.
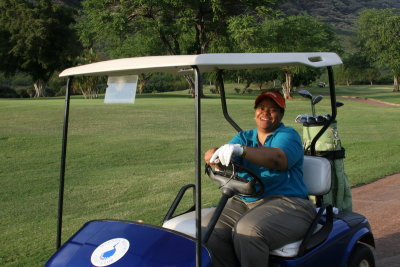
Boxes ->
[91,238,130,266]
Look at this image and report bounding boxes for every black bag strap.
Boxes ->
[304,148,345,160]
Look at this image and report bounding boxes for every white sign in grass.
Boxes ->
[104,75,138,104]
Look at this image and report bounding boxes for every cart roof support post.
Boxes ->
[193,66,202,267]
[57,77,73,249]
[310,66,337,156]
[216,70,242,133]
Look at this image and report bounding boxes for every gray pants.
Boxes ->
[204,195,316,267]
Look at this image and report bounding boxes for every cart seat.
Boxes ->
[163,156,332,257]
[301,156,331,196]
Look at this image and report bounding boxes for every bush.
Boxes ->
[0,85,19,98]
[14,87,34,98]
[142,73,188,93]
[47,73,69,96]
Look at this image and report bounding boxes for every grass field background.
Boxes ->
[1,84,399,266]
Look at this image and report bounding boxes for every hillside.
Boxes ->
[59,0,400,32]
[279,0,400,34]
[60,0,400,33]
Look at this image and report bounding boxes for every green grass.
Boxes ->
[311,84,400,104]
[0,84,399,266]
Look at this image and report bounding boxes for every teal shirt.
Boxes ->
[229,123,308,202]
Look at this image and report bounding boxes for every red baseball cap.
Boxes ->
[254,91,286,109]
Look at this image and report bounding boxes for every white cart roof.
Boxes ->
[59,53,342,77]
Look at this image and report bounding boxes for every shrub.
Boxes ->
[142,73,188,93]
[47,75,67,96]
[14,87,34,98]
[0,85,19,98]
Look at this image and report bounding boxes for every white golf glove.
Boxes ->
[210,144,244,166]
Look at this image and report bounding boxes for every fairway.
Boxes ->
[0,85,399,266]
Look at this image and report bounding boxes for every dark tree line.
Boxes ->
[0,0,81,97]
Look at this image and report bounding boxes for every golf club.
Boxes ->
[336,101,344,108]
[295,114,309,124]
[315,115,325,123]
[307,115,316,124]
[298,89,313,101]
[311,95,323,116]
[323,114,331,121]
[298,89,317,116]
[295,115,303,123]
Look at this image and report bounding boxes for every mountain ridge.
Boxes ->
[280,0,400,33]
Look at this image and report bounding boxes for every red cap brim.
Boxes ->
[254,91,286,109]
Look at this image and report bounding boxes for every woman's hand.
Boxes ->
[209,144,244,166]
[204,147,219,165]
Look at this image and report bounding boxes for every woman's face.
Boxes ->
[254,98,284,133]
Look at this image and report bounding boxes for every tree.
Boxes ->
[0,0,81,97]
[79,0,283,56]
[260,15,341,98]
[334,64,352,86]
[78,0,283,96]
[340,52,380,86]
[72,49,107,99]
[228,14,341,98]
[231,69,280,94]
[356,9,400,91]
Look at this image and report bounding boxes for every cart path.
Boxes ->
[352,173,400,266]
[339,96,400,107]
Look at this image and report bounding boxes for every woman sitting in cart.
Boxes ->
[204,90,316,267]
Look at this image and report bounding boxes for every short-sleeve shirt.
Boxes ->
[229,123,308,202]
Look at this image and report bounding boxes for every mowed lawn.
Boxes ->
[0,84,399,266]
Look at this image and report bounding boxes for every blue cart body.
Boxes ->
[46,220,212,267]
[46,212,372,267]
[270,215,373,267]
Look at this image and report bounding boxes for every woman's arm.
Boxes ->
[243,146,288,170]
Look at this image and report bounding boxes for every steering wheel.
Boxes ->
[205,160,264,198]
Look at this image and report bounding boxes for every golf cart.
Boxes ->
[46,53,375,267]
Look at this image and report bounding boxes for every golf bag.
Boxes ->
[302,121,352,212]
